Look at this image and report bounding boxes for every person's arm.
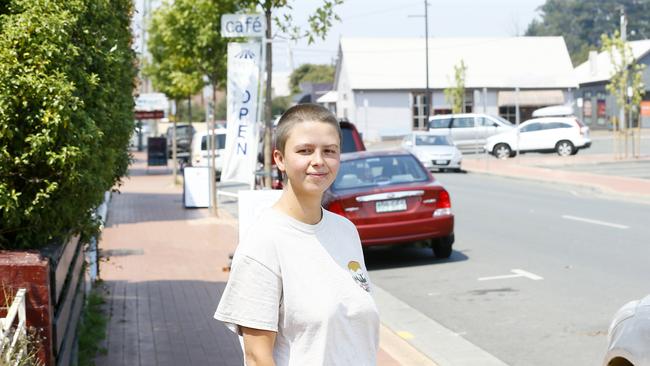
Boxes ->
[241,326,277,366]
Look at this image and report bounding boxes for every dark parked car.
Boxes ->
[166,124,195,161]
[323,150,455,258]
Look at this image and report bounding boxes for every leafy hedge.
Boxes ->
[0,0,136,249]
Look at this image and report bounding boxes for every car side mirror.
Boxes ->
[493,123,499,127]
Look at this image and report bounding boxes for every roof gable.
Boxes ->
[338,37,577,90]
[574,40,650,85]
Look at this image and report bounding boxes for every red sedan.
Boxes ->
[323,150,455,258]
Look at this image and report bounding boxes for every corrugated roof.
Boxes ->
[574,40,650,85]
[338,37,577,90]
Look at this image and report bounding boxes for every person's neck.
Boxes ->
[273,188,322,225]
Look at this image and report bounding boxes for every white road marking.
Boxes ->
[478,269,544,281]
[562,215,629,229]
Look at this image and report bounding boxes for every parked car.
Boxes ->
[166,123,195,161]
[257,119,366,189]
[603,294,650,366]
[190,129,227,178]
[485,116,591,159]
[323,150,455,258]
[428,113,514,151]
[401,131,462,172]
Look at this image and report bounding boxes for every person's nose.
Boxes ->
[311,149,325,167]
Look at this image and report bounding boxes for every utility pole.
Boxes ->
[408,1,431,130]
[620,7,628,158]
[140,0,150,94]
[424,0,430,129]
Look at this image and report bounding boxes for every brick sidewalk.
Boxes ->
[95,153,401,365]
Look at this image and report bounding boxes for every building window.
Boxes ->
[411,93,429,129]
[499,106,516,123]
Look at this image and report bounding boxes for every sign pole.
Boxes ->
[253,37,267,190]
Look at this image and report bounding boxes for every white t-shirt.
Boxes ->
[214,208,379,366]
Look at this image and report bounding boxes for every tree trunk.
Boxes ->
[188,95,192,127]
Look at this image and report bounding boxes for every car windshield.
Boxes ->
[494,115,515,126]
[201,134,226,150]
[333,155,429,190]
[428,118,452,129]
[415,135,452,146]
[168,126,194,138]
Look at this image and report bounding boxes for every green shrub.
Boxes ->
[0,0,136,249]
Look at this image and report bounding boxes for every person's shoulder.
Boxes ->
[322,209,356,231]
[238,208,281,252]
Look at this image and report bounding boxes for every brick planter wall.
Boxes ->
[0,250,54,365]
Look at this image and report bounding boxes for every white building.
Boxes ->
[334,37,578,141]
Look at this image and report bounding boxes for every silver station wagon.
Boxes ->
[428,113,514,152]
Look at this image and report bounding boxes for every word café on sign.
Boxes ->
[221,14,265,38]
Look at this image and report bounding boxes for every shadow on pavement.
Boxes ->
[364,245,469,271]
[105,192,207,227]
[95,279,243,366]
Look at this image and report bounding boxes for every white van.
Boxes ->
[190,129,226,177]
[428,113,514,151]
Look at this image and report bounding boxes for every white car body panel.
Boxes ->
[402,132,463,171]
[485,117,591,156]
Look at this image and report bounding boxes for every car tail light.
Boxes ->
[574,118,587,136]
[433,190,452,217]
[328,200,346,217]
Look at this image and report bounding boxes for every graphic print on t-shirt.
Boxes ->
[347,261,370,292]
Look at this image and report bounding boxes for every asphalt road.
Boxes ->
[365,172,650,366]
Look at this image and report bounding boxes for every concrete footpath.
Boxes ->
[462,153,650,202]
[94,152,420,366]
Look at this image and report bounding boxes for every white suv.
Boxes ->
[428,113,514,151]
[485,117,591,159]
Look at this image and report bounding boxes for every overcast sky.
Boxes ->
[271,0,546,72]
[133,0,546,73]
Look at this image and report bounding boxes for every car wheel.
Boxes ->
[432,234,454,258]
[493,143,512,159]
[556,140,575,156]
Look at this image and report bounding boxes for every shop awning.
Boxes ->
[497,90,565,107]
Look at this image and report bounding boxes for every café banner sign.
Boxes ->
[221,42,262,184]
[221,14,265,38]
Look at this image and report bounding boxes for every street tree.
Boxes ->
[526,0,650,66]
[601,31,645,131]
[144,0,206,122]
[289,63,335,94]
[256,0,344,188]
[444,60,467,114]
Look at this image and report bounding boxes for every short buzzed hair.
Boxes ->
[274,103,341,154]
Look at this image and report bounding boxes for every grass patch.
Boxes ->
[77,283,108,366]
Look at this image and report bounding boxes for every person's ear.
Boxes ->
[273,149,285,172]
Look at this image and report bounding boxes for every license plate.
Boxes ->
[376,199,407,213]
[434,160,449,165]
